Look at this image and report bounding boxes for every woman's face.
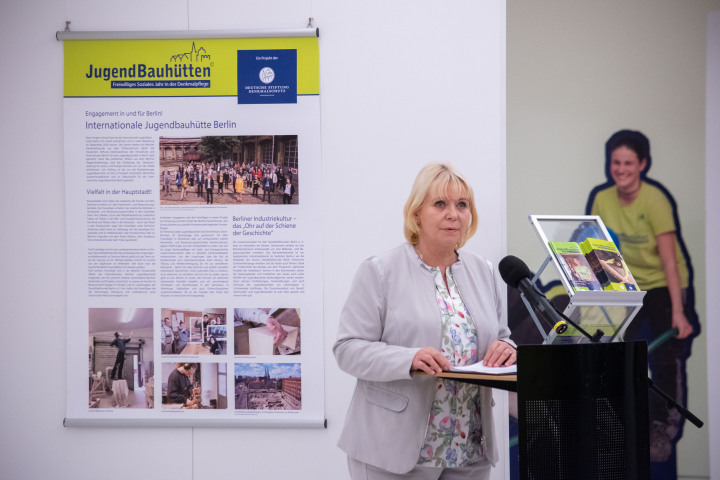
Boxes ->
[610,146,646,193]
[415,186,471,251]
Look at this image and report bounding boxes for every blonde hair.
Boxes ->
[402,163,478,248]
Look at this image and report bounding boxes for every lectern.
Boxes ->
[517,342,649,480]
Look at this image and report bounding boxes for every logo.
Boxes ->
[170,42,211,63]
[237,49,297,105]
[259,67,275,84]
[85,42,214,88]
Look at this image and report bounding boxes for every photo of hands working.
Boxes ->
[233,308,301,356]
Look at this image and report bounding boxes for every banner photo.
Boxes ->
[63,34,324,426]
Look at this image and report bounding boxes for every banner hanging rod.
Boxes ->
[56,26,318,41]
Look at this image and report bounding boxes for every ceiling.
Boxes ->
[88,308,154,334]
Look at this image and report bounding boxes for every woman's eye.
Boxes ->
[434,200,445,207]
[457,202,467,208]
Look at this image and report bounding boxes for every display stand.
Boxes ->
[517,342,650,480]
[527,215,646,344]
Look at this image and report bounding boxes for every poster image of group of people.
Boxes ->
[159,135,299,206]
[160,308,227,356]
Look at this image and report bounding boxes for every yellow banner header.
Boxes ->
[64,37,319,98]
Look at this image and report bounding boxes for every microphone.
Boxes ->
[499,255,568,335]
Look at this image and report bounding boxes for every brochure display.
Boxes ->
[526,215,645,344]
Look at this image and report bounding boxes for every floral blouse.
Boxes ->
[417,264,485,468]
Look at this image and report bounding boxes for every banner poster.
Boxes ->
[62,34,324,427]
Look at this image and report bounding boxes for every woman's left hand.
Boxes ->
[482,340,516,368]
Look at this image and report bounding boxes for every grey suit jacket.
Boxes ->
[334,243,513,474]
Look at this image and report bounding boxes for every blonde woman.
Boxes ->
[334,162,515,479]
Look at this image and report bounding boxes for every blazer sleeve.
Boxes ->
[333,258,420,382]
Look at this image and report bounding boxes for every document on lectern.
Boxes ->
[450,363,517,375]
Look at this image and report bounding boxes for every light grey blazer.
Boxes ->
[333,243,514,474]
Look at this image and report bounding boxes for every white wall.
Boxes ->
[0,1,506,479]
[507,2,720,478]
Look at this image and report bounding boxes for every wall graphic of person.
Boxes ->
[110,331,133,380]
[197,170,204,197]
[209,336,221,355]
[205,174,214,204]
[161,317,174,354]
[586,129,700,479]
[166,363,197,407]
[235,173,244,202]
[282,178,295,204]
[177,320,189,353]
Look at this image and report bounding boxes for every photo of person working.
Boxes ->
[161,362,227,410]
[109,330,133,380]
[333,163,516,479]
[166,363,199,408]
[234,308,301,356]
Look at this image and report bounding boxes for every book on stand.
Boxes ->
[548,241,603,291]
[579,238,639,291]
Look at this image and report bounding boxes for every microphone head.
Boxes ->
[499,255,533,288]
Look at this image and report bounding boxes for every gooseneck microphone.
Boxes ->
[499,255,569,335]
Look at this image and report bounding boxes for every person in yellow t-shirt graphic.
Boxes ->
[586,129,700,478]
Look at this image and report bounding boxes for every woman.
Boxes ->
[180,173,188,200]
[209,336,221,355]
[235,173,244,202]
[282,178,295,204]
[587,130,696,470]
[334,163,516,479]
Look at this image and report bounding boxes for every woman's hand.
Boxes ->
[411,347,451,375]
[482,340,516,368]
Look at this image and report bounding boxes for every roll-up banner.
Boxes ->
[62,31,324,427]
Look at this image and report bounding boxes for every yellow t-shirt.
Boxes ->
[591,182,688,290]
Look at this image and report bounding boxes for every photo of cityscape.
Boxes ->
[234,363,301,410]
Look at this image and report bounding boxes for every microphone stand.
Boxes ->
[539,300,705,429]
[645,327,704,428]
[648,378,703,428]
[521,282,604,343]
